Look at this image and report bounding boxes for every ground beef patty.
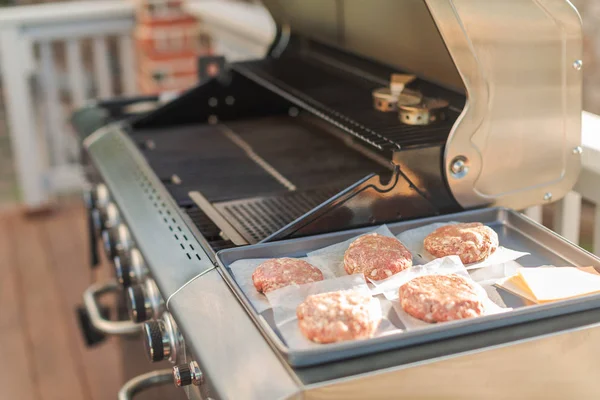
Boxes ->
[399,274,484,323]
[252,258,323,293]
[297,290,381,343]
[423,222,498,264]
[343,233,412,280]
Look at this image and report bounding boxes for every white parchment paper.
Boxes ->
[228,257,334,313]
[368,256,511,330]
[264,274,399,349]
[396,222,529,269]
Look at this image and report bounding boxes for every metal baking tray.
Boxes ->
[216,207,600,367]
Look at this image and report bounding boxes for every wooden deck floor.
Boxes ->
[0,201,178,400]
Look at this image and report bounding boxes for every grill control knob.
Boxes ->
[101,228,118,261]
[114,249,148,287]
[115,224,134,256]
[173,361,203,387]
[92,183,110,213]
[91,208,103,237]
[126,279,164,323]
[103,203,120,231]
[142,313,182,363]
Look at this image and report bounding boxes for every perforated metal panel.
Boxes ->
[85,125,215,297]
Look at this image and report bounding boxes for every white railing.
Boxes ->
[0,0,270,209]
[0,0,137,208]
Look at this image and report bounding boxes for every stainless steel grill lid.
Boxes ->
[260,0,583,211]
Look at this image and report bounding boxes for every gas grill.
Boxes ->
[75,1,595,399]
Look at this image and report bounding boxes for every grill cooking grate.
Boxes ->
[131,116,388,205]
[214,187,343,243]
[185,206,235,251]
[234,56,460,152]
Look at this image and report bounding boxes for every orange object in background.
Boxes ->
[134,0,212,95]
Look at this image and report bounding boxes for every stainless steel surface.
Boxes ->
[173,361,204,387]
[168,269,300,400]
[425,0,583,209]
[261,0,463,91]
[117,369,173,400]
[188,191,248,246]
[218,207,600,367]
[167,255,600,398]
[84,125,215,298]
[82,280,141,336]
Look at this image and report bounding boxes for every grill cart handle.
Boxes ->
[82,280,141,336]
[118,370,173,400]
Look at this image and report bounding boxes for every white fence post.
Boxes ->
[39,40,68,167]
[554,191,582,244]
[0,27,48,207]
[524,206,543,224]
[92,36,114,99]
[66,39,87,107]
[118,33,137,96]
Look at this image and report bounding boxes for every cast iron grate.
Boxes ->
[214,186,343,243]
[233,55,460,153]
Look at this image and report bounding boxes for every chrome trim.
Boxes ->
[426,0,582,209]
[117,370,172,400]
[82,280,141,336]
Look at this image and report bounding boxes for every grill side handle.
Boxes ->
[82,280,142,336]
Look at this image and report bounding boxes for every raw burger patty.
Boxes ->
[399,274,484,323]
[297,290,381,343]
[423,222,498,264]
[344,233,412,280]
[252,258,323,293]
